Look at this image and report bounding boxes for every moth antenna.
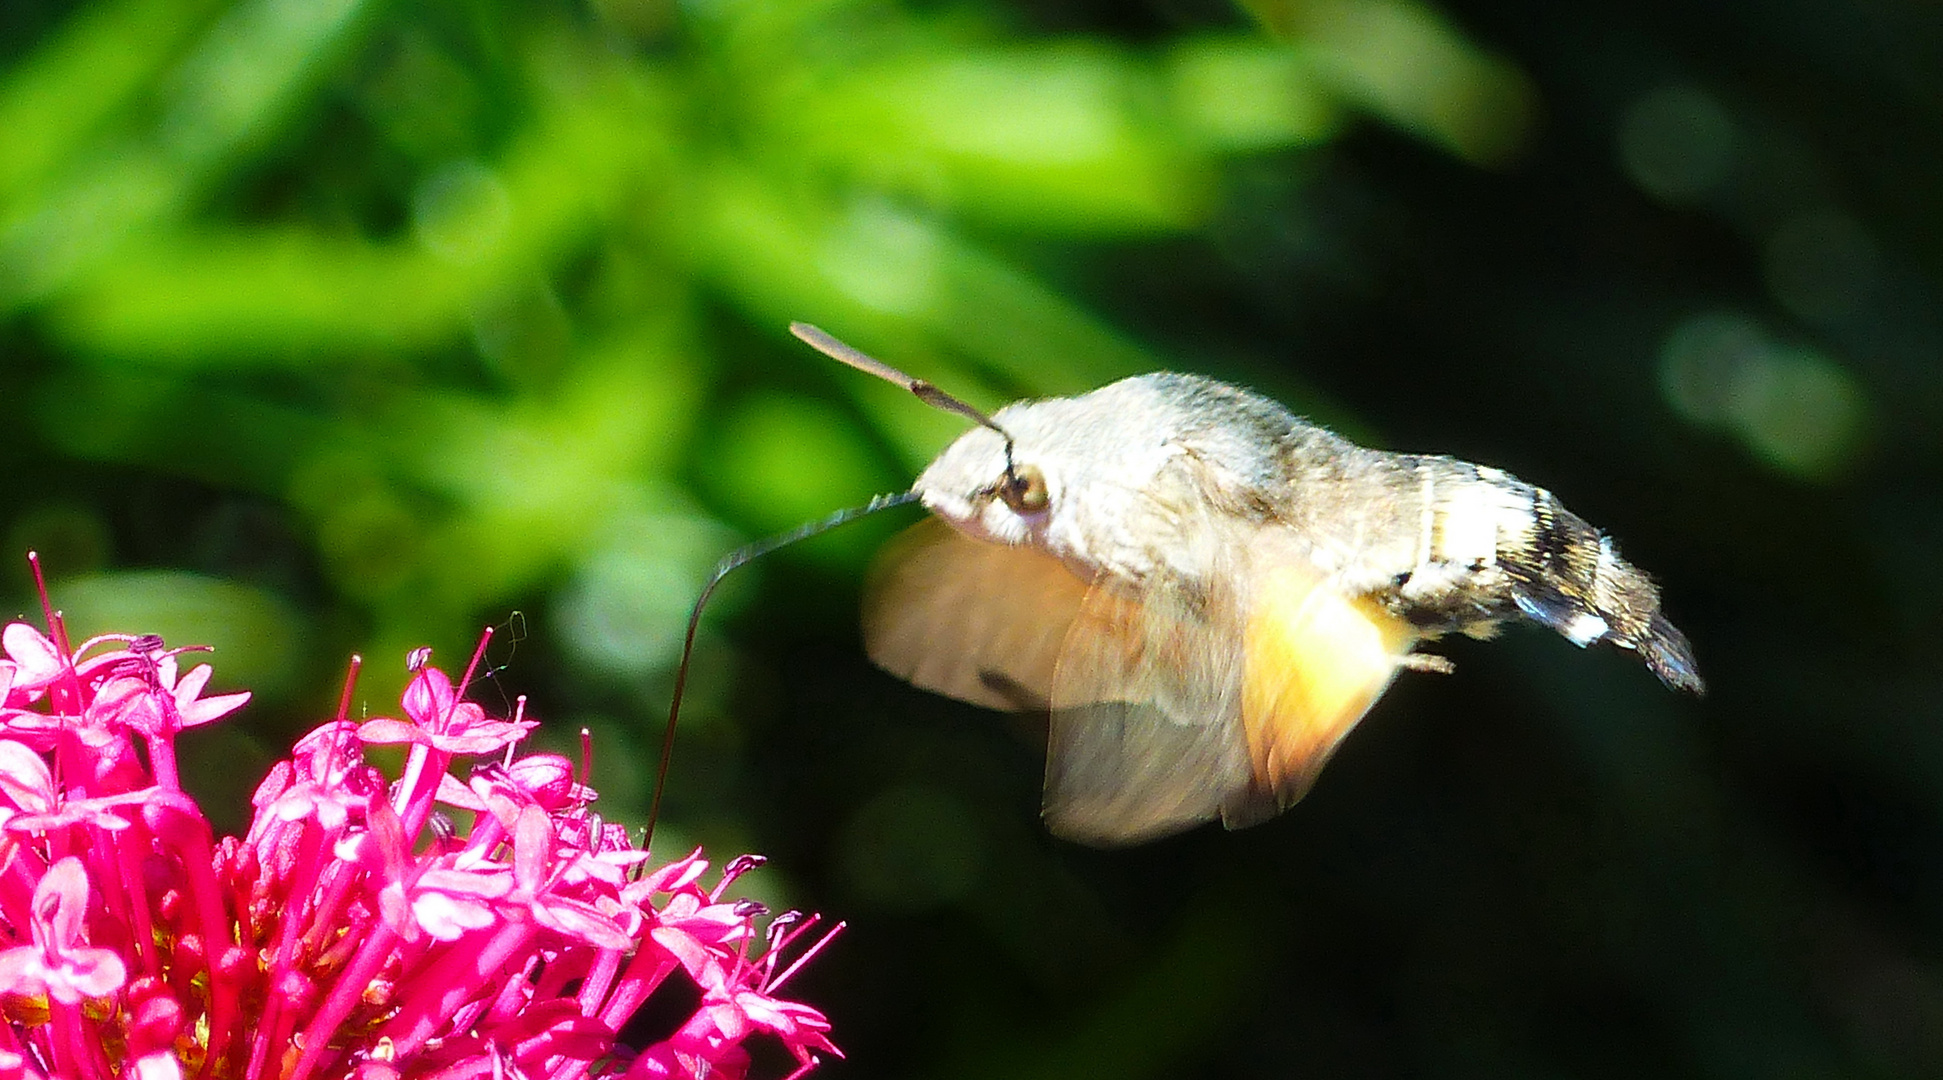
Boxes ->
[787,322,995,426]
[789,321,1028,498]
[645,489,920,849]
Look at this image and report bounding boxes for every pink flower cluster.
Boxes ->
[0,616,838,1080]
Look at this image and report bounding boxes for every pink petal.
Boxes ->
[172,662,211,701]
[402,666,457,727]
[533,895,633,950]
[504,754,578,806]
[650,926,729,992]
[512,805,552,893]
[355,718,423,745]
[411,891,499,941]
[640,850,709,893]
[424,724,531,755]
[2,624,61,687]
[417,866,513,901]
[131,1052,183,1080]
[174,663,249,727]
[291,720,360,757]
[179,690,251,727]
[0,947,47,997]
[733,991,795,1030]
[0,739,54,810]
[250,759,295,809]
[50,947,127,1003]
[39,857,92,947]
[437,772,488,811]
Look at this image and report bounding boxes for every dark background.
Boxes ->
[3,0,1939,1074]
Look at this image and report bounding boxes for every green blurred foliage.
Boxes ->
[4,0,1943,1075]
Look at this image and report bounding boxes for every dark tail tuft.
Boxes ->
[1504,491,1703,695]
[1637,612,1705,695]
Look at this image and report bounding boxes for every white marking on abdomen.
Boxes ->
[1415,468,1435,571]
[1563,611,1610,646]
[1434,477,1532,568]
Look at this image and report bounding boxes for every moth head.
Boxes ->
[912,380,1197,572]
[787,322,1058,540]
[913,422,1056,546]
[786,324,1168,560]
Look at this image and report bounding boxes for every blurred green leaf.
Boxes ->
[0,0,218,199]
[1166,36,1343,151]
[54,570,303,699]
[708,393,892,538]
[1242,0,1534,164]
[798,43,1214,232]
[0,0,378,306]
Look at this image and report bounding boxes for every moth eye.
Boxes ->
[999,464,1050,514]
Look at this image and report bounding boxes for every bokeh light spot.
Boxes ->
[554,512,730,681]
[1618,84,1736,202]
[1726,345,1867,480]
[819,201,943,316]
[1659,310,1769,427]
[1660,311,1867,480]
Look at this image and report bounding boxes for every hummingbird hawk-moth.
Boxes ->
[792,324,1702,847]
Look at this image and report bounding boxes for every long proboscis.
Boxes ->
[645,489,920,849]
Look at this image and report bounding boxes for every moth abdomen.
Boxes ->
[1370,462,1702,694]
[1499,489,1704,694]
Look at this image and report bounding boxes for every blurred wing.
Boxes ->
[1044,531,1421,847]
[1239,539,1419,804]
[1044,577,1265,846]
[862,517,1088,711]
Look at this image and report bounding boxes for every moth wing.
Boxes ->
[1043,531,1420,846]
[1237,532,1420,806]
[1043,576,1266,846]
[861,517,1087,712]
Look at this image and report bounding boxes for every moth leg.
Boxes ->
[1401,653,1455,675]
